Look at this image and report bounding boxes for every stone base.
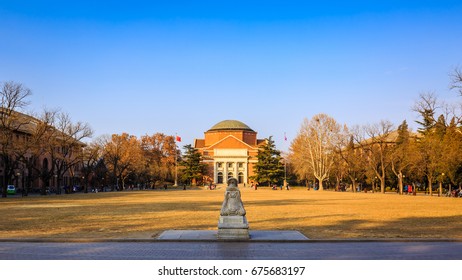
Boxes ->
[217,228,250,240]
[218,216,250,240]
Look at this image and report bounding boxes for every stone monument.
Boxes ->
[217,178,250,240]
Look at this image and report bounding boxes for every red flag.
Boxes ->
[176,135,181,142]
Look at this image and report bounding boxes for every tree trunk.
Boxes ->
[381,179,385,194]
[1,175,6,198]
[428,178,433,196]
[319,179,324,191]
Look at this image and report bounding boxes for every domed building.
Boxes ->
[194,120,266,185]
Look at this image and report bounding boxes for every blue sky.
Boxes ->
[1,1,462,151]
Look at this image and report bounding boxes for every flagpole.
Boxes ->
[283,132,287,188]
[174,133,178,187]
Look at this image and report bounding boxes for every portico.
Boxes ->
[213,149,250,184]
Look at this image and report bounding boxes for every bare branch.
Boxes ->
[450,67,462,95]
[0,81,31,112]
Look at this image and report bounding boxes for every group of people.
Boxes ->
[271,184,290,190]
[403,184,416,195]
[447,189,462,197]
[206,182,291,191]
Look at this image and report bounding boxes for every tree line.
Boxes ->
[3,68,462,196]
[289,69,462,195]
[1,81,93,197]
[1,81,204,197]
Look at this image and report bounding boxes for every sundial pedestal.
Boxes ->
[217,178,250,240]
[218,216,249,240]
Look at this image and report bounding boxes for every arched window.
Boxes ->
[227,172,234,180]
[238,172,244,184]
[217,172,223,184]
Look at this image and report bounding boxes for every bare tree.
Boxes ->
[450,67,462,96]
[81,140,103,193]
[336,125,366,193]
[46,111,93,194]
[0,81,32,197]
[390,120,419,195]
[290,114,342,190]
[12,110,56,196]
[356,120,394,194]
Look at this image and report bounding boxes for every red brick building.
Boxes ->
[0,110,85,193]
[194,120,266,185]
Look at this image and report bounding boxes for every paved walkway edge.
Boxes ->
[1,235,462,243]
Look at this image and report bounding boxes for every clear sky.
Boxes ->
[1,1,462,151]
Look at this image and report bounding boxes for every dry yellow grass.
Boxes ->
[1,187,461,239]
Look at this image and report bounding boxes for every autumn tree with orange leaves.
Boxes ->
[140,133,178,187]
[102,133,143,190]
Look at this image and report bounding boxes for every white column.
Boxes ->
[213,161,217,183]
[244,160,248,184]
[224,162,228,184]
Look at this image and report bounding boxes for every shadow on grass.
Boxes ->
[3,190,462,239]
[249,215,462,239]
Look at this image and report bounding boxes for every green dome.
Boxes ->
[208,120,254,132]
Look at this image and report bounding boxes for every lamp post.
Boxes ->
[15,172,20,192]
[174,150,178,187]
[54,174,58,194]
[174,133,179,187]
[439,173,444,197]
[24,169,28,196]
[374,176,377,193]
[283,157,287,189]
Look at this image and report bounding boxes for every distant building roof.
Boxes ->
[208,120,254,132]
[194,139,205,149]
[256,139,267,146]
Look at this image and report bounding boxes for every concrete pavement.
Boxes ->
[1,230,461,260]
[157,230,309,241]
[1,237,462,260]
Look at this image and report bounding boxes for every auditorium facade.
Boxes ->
[194,120,266,185]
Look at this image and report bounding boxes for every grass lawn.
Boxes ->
[1,187,461,239]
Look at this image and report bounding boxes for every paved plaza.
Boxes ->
[1,240,462,260]
[1,231,461,260]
